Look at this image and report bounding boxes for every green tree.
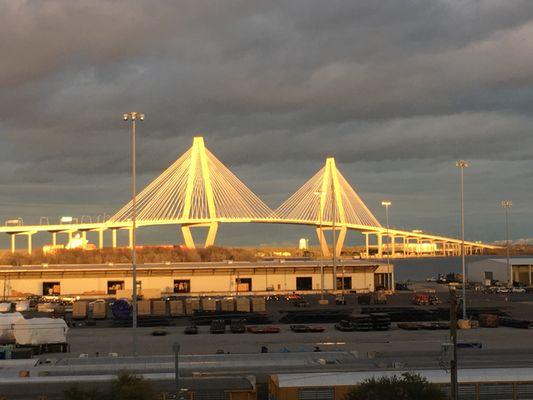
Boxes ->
[344,373,446,400]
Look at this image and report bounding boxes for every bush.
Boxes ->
[344,373,446,400]
[64,386,100,400]
[64,371,154,400]
[108,371,154,400]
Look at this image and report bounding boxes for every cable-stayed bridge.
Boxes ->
[0,137,498,256]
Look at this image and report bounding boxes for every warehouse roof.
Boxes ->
[274,368,533,387]
[0,259,382,273]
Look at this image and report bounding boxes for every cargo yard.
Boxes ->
[0,261,533,400]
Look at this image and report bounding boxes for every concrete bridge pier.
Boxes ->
[9,234,15,253]
[181,222,219,249]
[24,231,36,254]
[315,226,346,258]
[97,229,105,249]
[112,229,117,248]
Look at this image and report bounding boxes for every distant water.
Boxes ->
[388,255,533,281]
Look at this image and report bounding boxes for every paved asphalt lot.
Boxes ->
[62,285,533,357]
[66,323,533,358]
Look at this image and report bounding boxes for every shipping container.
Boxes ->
[169,300,184,316]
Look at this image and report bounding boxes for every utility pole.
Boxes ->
[456,160,468,320]
[123,112,144,356]
[501,201,512,288]
[173,343,186,400]
[450,286,458,400]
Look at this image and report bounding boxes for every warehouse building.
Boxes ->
[0,260,393,298]
[468,258,533,286]
[269,368,533,400]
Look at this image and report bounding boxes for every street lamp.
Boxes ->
[501,200,512,288]
[123,112,144,356]
[381,201,392,287]
[456,160,468,320]
[314,191,326,301]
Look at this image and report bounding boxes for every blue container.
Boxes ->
[111,299,132,320]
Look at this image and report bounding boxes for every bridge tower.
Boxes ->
[110,136,272,248]
[180,136,219,248]
[275,157,382,257]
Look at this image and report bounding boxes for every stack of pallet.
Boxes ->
[351,314,373,331]
[169,300,184,316]
[373,291,388,305]
[478,314,499,328]
[202,298,217,312]
[370,313,391,331]
[220,298,235,312]
[185,298,201,315]
[92,301,107,319]
[151,300,167,317]
[72,301,88,320]
[236,297,251,312]
[251,297,266,313]
[357,294,372,305]
[137,300,151,317]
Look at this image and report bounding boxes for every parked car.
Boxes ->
[496,286,510,294]
[412,293,430,305]
[290,325,310,333]
[26,295,41,309]
[334,320,355,332]
[286,293,302,301]
[511,287,526,293]
[290,325,325,333]
[335,296,347,305]
[247,326,280,334]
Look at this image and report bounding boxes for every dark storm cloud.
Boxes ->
[1,0,533,243]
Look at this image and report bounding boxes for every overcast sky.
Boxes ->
[1,0,532,248]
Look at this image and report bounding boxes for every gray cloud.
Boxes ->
[0,0,532,246]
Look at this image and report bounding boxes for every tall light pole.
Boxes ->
[314,191,326,300]
[331,177,341,300]
[123,112,144,356]
[381,201,392,291]
[501,200,512,288]
[456,160,468,320]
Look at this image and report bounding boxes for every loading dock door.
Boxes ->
[296,277,312,291]
[43,282,60,296]
[236,278,252,292]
